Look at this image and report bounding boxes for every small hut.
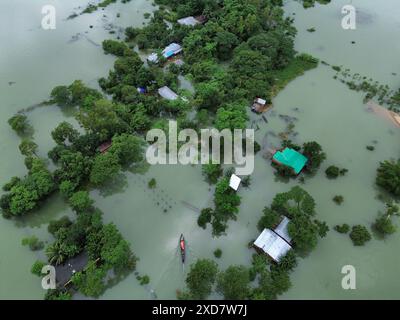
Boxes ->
[251,98,270,113]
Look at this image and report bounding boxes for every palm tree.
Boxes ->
[46,242,66,265]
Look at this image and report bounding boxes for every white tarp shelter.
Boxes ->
[158,86,178,100]
[229,174,241,191]
[177,16,200,26]
[254,228,292,262]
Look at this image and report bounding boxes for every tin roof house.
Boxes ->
[254,228,292,262]
[272,148,308,175]
[147,43,183,64]
[254,216,293,263]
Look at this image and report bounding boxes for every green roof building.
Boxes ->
[272,148,308,174]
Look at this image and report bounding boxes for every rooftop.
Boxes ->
[272,148,308,174]
[229,174,241,191]
[274,216,292,243]
[177,16,200,26]
[254,228,292,262]
[158,86,179,100]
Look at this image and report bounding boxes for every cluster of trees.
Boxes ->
[202,164,222,184]
[258,186,328,255]
[121,0,313,137]
[373,202,399,238]
[8,114,32,135]
[301,0,331,9]
[198,174,241,236]
[80,0,131,16]
[376,159,400,196]
[179,250,297,300]
[0,158,55,217]
[349,225,371,246]
[325,165,348,179]
[45,190,136,297]
[50,80,102,107]
[178,259,252,300]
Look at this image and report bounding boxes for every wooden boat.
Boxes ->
[179,234,186,264]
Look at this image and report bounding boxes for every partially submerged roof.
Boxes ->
[229,174,241,191]
[55,252,88,287]
[273,148,308,174]
[158,86,178,100]
[177,16,200,26]
[274,216,292,243]
[254,229,291,262]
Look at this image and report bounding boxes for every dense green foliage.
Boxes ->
[376,159,400,196]
[216,265,250,300]
[0,158,55,217]
[349,225,371,246]
[22,236,44,251]
[334,224,350,234]
[183,259,218,299]
[207,177,241,236]
[31,260,46,276]
[333,195,344,205]
[202,164,222,184]
[373,202,399,237]
[8,114,31,135]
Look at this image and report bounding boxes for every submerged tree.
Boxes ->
[184,259,218,300]
[376,159,400,196]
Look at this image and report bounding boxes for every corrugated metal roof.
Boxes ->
[274,216,292,243]
[254,228,291,262]
[158,86,178,100]
[162,43,182,58]
[273,148,308,174]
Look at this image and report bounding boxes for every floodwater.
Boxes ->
[0,0,400,299]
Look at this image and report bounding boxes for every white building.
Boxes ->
[254,228,292,262]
